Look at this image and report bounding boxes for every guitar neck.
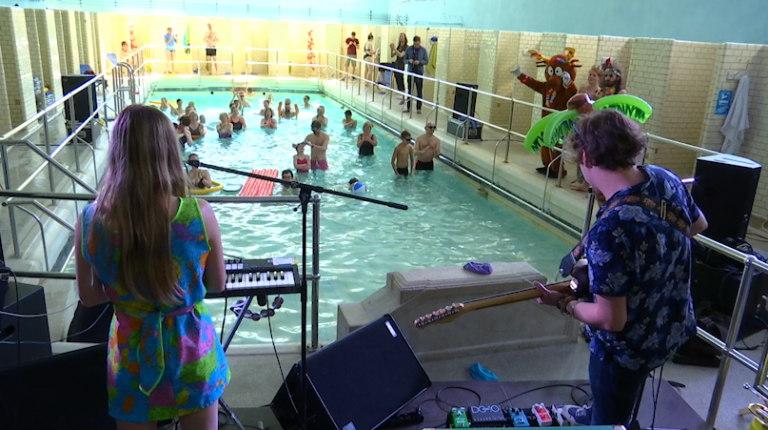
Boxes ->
[460,280,573,314]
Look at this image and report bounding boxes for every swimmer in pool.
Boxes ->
[303,95,311,109]
[281,169,294,181]
[305,120,330,171]
[391,130,414,177]
[217,113,233,138]
[292,143,310,174]
[176,115,193,153]
[187,153,213,189]
[230,106,246,131]
[259,99,271,115]
[348,178,366,192]
[171,98,184,116]
[261,108,277,129]
[278,99,299,120]
[188,111,205,139]
[232,90,251,109]
[342,110,358,129]
[357,121,377,156]
[158,97,170,114]
[312,106,328,128]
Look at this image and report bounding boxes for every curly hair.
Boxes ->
[568,110,646,170]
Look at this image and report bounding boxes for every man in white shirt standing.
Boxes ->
[204,22,219,75]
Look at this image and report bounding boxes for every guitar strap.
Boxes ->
[559,193,692,278]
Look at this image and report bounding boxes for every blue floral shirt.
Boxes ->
[585,165,700,370]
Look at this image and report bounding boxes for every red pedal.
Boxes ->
[532,403,552,427]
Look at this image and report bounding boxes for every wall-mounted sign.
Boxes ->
[715,90,732,115]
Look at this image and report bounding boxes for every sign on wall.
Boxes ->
[715,90,732,115]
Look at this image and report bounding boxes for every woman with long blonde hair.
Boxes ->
[75,105,229,430]
[390,32,408,105]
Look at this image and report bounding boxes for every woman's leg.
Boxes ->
[178,403,219,430]
[165,50,171,73]
[170,51,176,73]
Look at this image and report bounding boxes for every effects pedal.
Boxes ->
[549,404,565,426]
[508,407,530,427]
[381,408,424,428]
[450,407,470,428]
[468,404,508,427]
[532,403,553,427]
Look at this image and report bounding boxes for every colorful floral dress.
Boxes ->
[81,198,230,422]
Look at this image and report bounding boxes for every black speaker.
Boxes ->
[0,282,52,370]
[61,74,99,122]
[453,83,478,120]
[271,314,431,430]
[0,343,114,430]
[691,154,761,243]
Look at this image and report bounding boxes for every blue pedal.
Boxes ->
[508,407,530,427]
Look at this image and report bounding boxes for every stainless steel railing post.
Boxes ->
[87,84,98,182]
[42,110,55,193]
[16,206,50,271]
[706,258,757,427]
[1,144,20,257]
[505,100,514,163]
[311,194,321,351]
[67,98,81,173]
[434,81,441,129]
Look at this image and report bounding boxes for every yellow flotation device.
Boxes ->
[150,100,178,107]
[188,181,223,195]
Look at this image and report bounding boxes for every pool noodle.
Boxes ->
[239,169,279,197]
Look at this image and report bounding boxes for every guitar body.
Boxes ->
[414,262,590,328]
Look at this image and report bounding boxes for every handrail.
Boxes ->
[4,199,76,232]
[648,133,720,156]
[1,140,97,195]
[491,133,511,184]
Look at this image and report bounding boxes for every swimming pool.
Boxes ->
[149,90,573,345]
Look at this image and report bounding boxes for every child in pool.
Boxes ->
[230,106,246,131]
[261,108,277,129]
[343,110,358,129]
[292,143,310,173]
[217,113,233,138]
[348,178,367,192]
[281,169,294,181]
[158,97,170,114]
[391,130,414,177]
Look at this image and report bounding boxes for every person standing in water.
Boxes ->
[343,110,358,129]
[391,130,414,177]
[279,99,299,119]
[75,105,229,430]
[357,122,378,156]
[203,22,219,75]
[413,121,441,171]
[312,106,329,128]
[305,120,330,171]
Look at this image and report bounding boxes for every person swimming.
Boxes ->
[348,178,366,193]
[357,121,377,156]
[217,113,233,138]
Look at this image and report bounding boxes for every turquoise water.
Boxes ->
[148,90,572,345]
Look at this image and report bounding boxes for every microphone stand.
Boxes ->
[187,160,407,429]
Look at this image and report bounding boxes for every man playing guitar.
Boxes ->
[535,110,708,427]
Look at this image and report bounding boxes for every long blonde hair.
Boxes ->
[92,105,187,305]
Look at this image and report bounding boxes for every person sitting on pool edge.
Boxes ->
[348,178,366,193]
[413,121,441,171]
[230,106,246,131]
[312,106,329,128]
[217,113,233,138]
[305,120,330,171]
[187,153,213,189]
[303,95,312,109]
[261,108,277,129]
[278,99,299,120]
[391,130,414,177]
[292,143,310,174]
[357,122,377,156]
[343,110,358,129]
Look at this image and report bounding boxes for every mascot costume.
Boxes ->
[512,48,581,178]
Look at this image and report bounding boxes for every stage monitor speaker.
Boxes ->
[61,74,99,122]
[452,83,478,120]
[271,314,431,430]
[0,282,51,370]
[691,154,761,243]
[0,343,114,430]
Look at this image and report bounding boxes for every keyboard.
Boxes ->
[205,258,302,299]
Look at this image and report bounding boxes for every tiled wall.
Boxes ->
[476,30,498,124]
[565,34,598,91]
[24,9,44,105]
[36,9,62,101]
[0,46,13,134]
[0,7,36,127]
[701,43,768,216]
[60,11,79,75]
[596,36,633,81]
[511,32,542,134]
[625,38,674,138]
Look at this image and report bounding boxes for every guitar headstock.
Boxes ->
[414,303,465,328]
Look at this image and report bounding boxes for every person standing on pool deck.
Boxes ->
[345,31,360,81]
[357,122,378,156]
[75,105,229,429]
[413,121,440,171]
[390,33,408,106]
[391,130,414,177]
[203,22,219,75]
[163,27,177,75]
[312,106,328,128]
[403,36,429,114]
[305,120,330,171]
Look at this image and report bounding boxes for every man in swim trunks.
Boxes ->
[203,22,219,75]
[345,31,360,81]
[413,121,440,171]
[305,120,330,171]
[312,106,328,128]
[279,98,298,119]
[391,130,414,177]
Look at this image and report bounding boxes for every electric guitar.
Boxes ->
[413,261,590,329]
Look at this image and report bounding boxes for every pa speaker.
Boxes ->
[0,282,51,370]
[61,74,99,122]
[453,82,478,120]
[691,154,761,243]
[271,314,431,430]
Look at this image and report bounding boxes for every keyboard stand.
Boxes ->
[217,295,258,430]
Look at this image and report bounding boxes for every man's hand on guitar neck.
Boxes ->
[535,281,628,332]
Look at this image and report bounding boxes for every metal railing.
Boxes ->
[0,190,324,351]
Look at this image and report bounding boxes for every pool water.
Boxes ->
[148,90,573,345]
